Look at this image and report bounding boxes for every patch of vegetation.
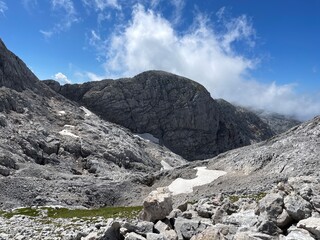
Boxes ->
[2,207,41,218]
[0,206,143,220]
[229,192,267,203]
[46,206,143,219]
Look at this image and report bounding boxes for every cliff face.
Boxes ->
[44,71,274,160]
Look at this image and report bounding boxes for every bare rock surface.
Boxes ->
[0,38,186,209]
[1,176,320,239]
[44,72,274,160]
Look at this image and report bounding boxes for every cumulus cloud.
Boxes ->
[90,4,319,120]
[54,72,72,84]
[40,0,79,38]
[0,0,8,15]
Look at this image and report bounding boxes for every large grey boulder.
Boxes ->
[258,193,284,222]
[44,71,274,160]
[140,188,173,222]
[284,193,312,221]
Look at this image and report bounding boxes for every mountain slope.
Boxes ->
[157,115,320,203]
[0,39,186,209]
[44,71,274,160]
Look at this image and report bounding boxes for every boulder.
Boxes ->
[284,193,312,221]
[140,188,173,222]
[258,193,284,221]
[122,221,154,235]
[190,227,224,240]
[297,217,320,239]
[146,233,166,240]
[257,220,282,235]
[222,210,259,227]
[285,226,315,240]
[101,221,122,240]
[154,220,171,233]
[174,217,203,240]
[276,209,293,228]
[125,232,147,240]
[163,230,178,240]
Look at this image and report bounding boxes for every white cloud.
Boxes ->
[0,0,8,15]
[170,0,185,24]
[90,4,320,120]
[54,72,72,84]
[39,30,53,38]
[74,71,106,82]
[82,0,121,11]
[40,0,79,38]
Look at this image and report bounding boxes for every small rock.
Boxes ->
[276,209,293,228]
[257,220,282,236]
[125,232,147,240]
[146,233,166,240]
[285,226,315,240]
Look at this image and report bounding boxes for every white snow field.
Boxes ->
[168,167,226,195]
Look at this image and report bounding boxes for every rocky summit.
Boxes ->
[1,38,319,240]
[44,71,274,160]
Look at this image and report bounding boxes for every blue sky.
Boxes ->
[0,0,319,120]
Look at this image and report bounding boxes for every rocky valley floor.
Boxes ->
[1,37,320,239]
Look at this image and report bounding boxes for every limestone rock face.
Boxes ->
[44,71,274,160]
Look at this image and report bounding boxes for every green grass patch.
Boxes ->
[2,208,41,218]
[229,192,267,203]
[46,206,143,219]
[0,206,143,220]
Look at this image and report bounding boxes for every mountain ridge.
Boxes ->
[44,71,274,160]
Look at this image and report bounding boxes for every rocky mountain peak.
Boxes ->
[0,38,51,95]
[44,70,274,160]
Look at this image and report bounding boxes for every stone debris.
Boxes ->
[1,176,320,239]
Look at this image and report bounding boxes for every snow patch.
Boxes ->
[80,106,92,117]
[64,125,75,128]
[168,167,226,195]
[58,110,66,116]
[59,129,79,138]
[135,133,159,144]
[161,160,173,170]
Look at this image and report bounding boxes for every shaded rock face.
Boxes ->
[44,71,273,160]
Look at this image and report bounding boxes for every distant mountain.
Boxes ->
[254,110,301,134]
[44,71,274,160]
